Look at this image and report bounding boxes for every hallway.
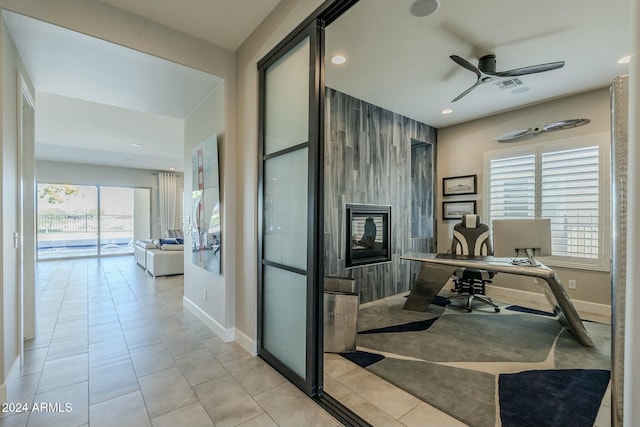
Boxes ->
[0,257,339,427]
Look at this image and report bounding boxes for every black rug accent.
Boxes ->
[401,294,449,307]
[499,369,611,427]
[340,350,385,368]
[505,305,555,317]
[359,317,439,335]
[431,295,450,307]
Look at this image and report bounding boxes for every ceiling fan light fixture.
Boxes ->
[410,0,440,17]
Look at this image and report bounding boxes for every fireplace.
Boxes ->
[345,204,392,268]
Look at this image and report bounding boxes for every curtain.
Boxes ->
[158,172,181,237]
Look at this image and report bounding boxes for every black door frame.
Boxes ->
[257,20,323,396]
[257,0,368,425]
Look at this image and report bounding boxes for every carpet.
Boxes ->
[343,293,611,427]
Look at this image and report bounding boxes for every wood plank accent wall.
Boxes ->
[324,88,437,304]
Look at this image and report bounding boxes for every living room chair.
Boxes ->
[448,214,500,313]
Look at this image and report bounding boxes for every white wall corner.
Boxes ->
[234,328,257,356]
[183,296,235,342]
[2,354,22,402]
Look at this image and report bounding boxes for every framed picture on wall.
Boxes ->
[443,174,477,196]
[442,200,477,220]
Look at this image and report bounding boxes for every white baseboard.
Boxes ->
[2,354,21,402]
[486,285,611,323]
[183,296,234,342]
[234,328,257,356]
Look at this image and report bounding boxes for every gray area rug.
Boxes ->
[350,294,611,427]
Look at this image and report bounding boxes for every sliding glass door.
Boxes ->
[99,186,135,256]
[37,183,150,260]
[257,21,323,395]
[37,184,98,259]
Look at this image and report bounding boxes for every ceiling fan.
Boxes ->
[494,118,590,142]
[450,54,565,102]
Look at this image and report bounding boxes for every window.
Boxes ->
[485,134,610,270]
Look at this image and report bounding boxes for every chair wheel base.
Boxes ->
[494,307,501,313]
[465,307,472,313]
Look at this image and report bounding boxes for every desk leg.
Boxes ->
[535,275,595,347]
[403,263,459,311]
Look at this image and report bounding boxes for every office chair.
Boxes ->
[448,214,500,313]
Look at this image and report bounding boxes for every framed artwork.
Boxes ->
[442,200,477,220]
[443,174,477,196]
[191,135,221,274]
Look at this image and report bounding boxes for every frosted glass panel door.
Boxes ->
[258,23,321,396]
[264,148,309,270]
[264,39,310,155]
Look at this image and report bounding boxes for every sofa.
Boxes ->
[134,238,184,277]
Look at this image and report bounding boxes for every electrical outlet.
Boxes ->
[568,279,577,289]
[204,289,208,301]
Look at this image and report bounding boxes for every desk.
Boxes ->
[400,252,594,347]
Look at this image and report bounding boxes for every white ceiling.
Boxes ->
[2,0,631,172]
[325,0,631,128]
[3,0,282,172]
[98,0,281,51]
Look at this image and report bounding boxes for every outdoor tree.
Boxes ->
[38,184,80,205]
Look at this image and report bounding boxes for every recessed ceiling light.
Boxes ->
[618,55,631,64]
[331,55,346,65]
[441,109,453,115]
[169,167,176,171]
[130,143,143,148]
[410,0,440,17]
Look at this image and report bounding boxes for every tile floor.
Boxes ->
[0,256,613,427]
[324,354,468,427]
[0,257,340,427]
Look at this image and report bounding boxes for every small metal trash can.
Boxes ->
[324,277,358,353]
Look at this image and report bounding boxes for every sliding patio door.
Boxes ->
[37,184,98,259]
[37,183,150,259]
[99,186,135,256]
[257,21,324,395]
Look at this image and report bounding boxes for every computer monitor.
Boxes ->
[492,219,552,266]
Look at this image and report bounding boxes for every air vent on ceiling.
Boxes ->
[493,78,525,90]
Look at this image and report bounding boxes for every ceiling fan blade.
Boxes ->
[490,61,565,77]
[542,118,590,132]
[451,77,483,102]
[450,55,481,78]
[494,128,534,142]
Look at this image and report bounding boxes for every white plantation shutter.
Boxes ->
[489,154,535,219]
[485,134,609,270]
[542,146,600,259]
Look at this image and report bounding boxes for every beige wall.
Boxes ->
[234,0,325,345]
[437,88,612,305]
[0,13,35,391]
[0,0,237,384]
[183,82,236,339]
